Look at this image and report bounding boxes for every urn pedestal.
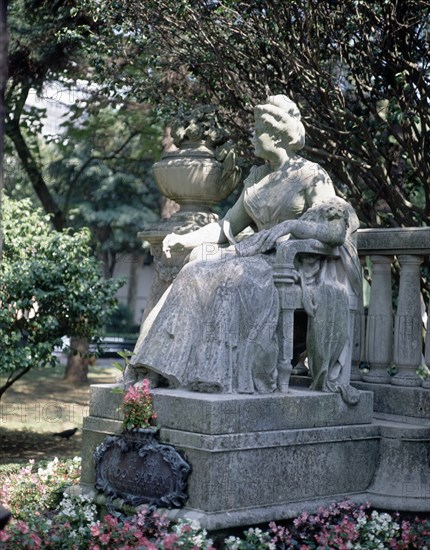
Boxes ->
[141,141,240,320]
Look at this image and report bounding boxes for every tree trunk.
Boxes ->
[0,0,8,264]
[64,336,90,385]
[6,119,65,231]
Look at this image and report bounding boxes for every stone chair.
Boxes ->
[273,238,357,394]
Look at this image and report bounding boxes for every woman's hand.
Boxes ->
[163,233,189,258]
[235,223,292,257]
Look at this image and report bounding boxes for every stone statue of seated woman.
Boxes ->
[125,95,362,402]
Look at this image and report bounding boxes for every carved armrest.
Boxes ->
[273,238,340,284]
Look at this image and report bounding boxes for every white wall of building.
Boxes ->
[113,254,154,326]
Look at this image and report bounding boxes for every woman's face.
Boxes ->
[252,118,279,159]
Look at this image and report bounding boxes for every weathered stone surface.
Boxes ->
[160,425,378,517]
[81,383,430,530]
[352,381,430,420]
[81,417,379,528]
[367,417,430,512]
[363,255,393,384]
[81,416,123,488]
[89,384,124,420]
[126,96,361,400]
[151,388,374,433]
[392,255,423,387]
[94,429,191,508]
[357,227,430,255]
[88,385,374,434]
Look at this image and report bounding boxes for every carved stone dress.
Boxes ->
[130,161,360,394]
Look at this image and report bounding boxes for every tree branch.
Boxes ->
[6,118,65,231]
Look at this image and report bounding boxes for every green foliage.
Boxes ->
[52,105,162,275]
[0,196,123,383]
[6,0,163,252]
[7,0,94,90]
[111,348,134,376]
[105,304,140,335]
[79,0,429,229]
[4,89,163,275]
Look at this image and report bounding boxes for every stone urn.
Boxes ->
[152,105,241,214]
[139,105,241,319]
[153,140,237,213]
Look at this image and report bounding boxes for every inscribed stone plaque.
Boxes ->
[94,430,191,507]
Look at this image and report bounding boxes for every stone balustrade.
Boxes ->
[354,227,430,389]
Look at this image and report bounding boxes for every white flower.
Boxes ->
[191,534,204,546]
[189,519,202,531]
[357,516,367,527]
[225,535,241,550]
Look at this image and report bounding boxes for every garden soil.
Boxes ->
[0,361,117,465]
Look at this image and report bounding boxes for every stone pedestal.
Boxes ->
[82,385,376,530]
[352,381,430,421]
[366,417,430,512]
[138,210,218,321]
[81,384,430,528]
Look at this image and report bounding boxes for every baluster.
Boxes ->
[362,255,393,384]
[391,255,423,387]
[350,257,366,381]
[423,294,430,389]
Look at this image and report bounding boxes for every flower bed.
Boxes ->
[1,457,429,549]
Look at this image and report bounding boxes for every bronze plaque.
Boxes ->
[94,430,191,507]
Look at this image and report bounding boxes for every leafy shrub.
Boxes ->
[0,496,214,549]
[0,457,81,520]
[104,303,140,335]
[0,196,123,389]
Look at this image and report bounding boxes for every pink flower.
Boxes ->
[30,533,42,547]
[90,523,101,536]
[162,533,179,549]
[104,515,119,528]
[124,386,140,402]
[17,520,29,534]
[99,533,110,544]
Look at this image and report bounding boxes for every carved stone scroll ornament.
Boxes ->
[94,429,191,508]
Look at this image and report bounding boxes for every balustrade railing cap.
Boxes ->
[357,227,430,255]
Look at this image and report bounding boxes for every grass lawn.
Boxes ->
[0,359,118,465]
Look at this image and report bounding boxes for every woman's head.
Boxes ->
[253,95,305,154]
